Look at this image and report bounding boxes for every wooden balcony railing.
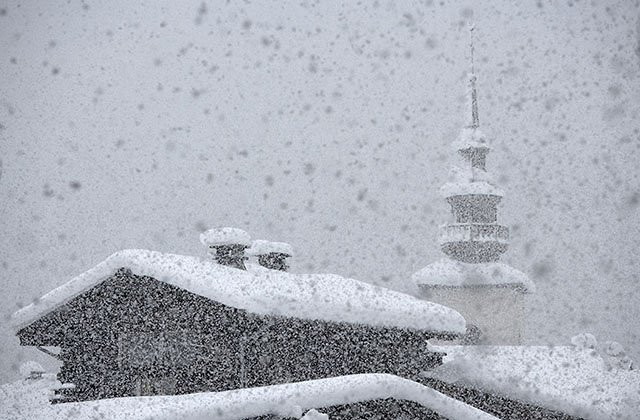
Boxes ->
[439,223,509,244]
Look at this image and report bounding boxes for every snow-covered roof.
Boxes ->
[452,127,489,151]
[422,345,640,420]
[199,227,251,247]
[0,373,498,420]
[440,180,503,197]
[11,249,466,334]
[18,361,45,377]
[412,258,535,292]
[248,239,294,256]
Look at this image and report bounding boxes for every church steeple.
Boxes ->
[412,26,533,346]
[438,25,509,263]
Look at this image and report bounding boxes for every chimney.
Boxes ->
[249,240,293,271]
[199,227,251,270]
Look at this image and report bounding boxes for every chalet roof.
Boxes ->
[11,249,466,334]
[412,258,535,292]
[422,345,640,420]
[0,373,498,420]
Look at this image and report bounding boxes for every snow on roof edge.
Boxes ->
[412,258,535,293]
[11,249,466,334]
[248,240,294,256]
[199,227,252,247]
[0,373,499,420]
[440,181,504,197]
[149,374,499,420]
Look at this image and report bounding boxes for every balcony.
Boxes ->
[439,223,509,245]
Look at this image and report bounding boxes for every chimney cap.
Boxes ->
[248,239,294,257]
[199,227,251,247]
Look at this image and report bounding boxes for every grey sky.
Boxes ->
[1,0,639,383]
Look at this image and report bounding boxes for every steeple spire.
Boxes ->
[437,24,509,264]
[467,23,480,129]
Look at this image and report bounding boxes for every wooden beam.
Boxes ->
[36,346,62,361]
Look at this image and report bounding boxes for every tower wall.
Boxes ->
[419,285,524,345]
[446,195,501,223]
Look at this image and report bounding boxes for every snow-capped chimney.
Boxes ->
[199,227,251,270]
[249,240,293,271]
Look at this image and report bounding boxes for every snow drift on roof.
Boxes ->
[423,345,640,420]
[11,249,466,334]
[199,227,251,247]
[412,258,534,292]
[0,373,498,420]
[248,239,294,256]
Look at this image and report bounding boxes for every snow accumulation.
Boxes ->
[422,345,640,420]
[452,127,489,151]
[10,249,466,334]
[199,227,251,247]
[248,239,294,256]
[18,361,44,378]
[0,373,499,420]
[440,180,503,198]
[412,258,535,292]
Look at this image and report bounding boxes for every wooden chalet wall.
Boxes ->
[17,268,448,403]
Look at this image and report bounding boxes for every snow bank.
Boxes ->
[412,258,534,292]
[422,345,640,420]
[248,239,294,256]
[11,249,466,334]
[199,227,251,247]
[0,373,498,420]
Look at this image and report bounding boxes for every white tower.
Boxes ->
[412,26,534,345]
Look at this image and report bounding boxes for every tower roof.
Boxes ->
[412,258,534,292]
[454,24,490,151]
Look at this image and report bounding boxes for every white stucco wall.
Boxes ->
[419,285,525,345]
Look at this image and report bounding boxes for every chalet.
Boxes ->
[11,245,466,403]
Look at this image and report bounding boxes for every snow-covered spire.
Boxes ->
[467,23,480,130]
[438,25,509,264]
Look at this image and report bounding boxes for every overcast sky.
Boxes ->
[1,0,639,383]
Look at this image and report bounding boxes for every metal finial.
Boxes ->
[467,23,479,129]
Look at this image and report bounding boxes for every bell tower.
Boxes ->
[412,25,533,345]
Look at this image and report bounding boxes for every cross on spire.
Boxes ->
[467,23,480,129]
